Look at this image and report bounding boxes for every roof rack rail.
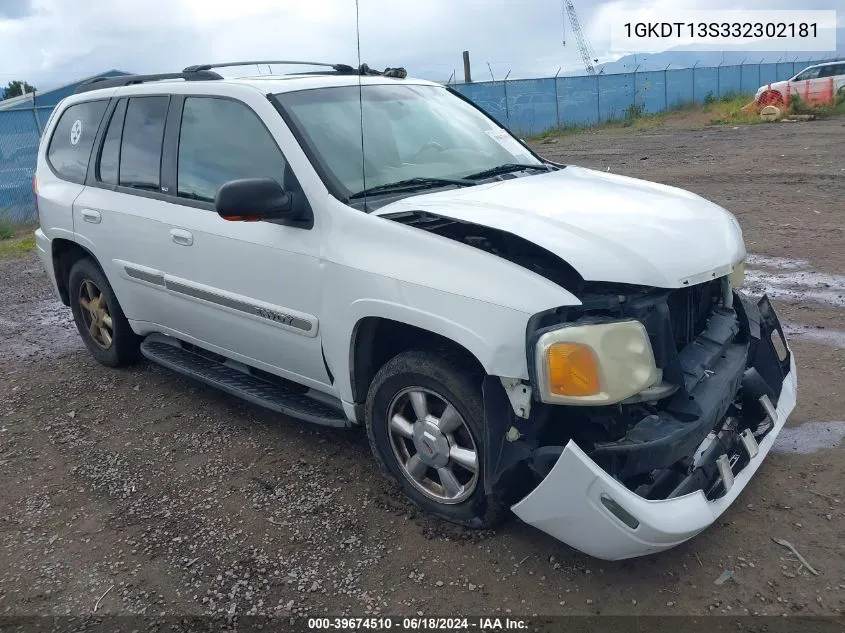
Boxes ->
[74,70,223,94]
[183,60,407,78]
[183,61,355,73]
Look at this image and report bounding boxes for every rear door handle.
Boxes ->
[80,209,101,224]
[170,228,194,246]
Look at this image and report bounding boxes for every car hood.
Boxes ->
[374,166,746,289]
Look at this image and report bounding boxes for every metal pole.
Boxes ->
[664,65,669,110]
[462,50,472,83]
[31,89,42,136]
[554,67,561,128]
[692,61,699,103]
[596,73,601,123]
[503,73,510,127]
[717,61,723,97]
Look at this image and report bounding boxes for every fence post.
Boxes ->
[31,89,42,136]
[663,65,669,110]
[692,61,699,103]
[553,67,561,129]
[717,62,722,97]
[503,78,510,128]
[595,73,601,124]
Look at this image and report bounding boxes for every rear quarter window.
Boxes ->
[46,100,109,183]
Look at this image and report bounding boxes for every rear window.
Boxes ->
[47,100,109,183]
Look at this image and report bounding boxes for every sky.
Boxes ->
[0,0,842,90]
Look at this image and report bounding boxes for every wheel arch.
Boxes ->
[51,238,101,306]
[349,315,487,406]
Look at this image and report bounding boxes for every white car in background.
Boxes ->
[755,60,845,107]
[34,60,797,560]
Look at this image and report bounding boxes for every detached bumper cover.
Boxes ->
[510,294,797,560]
[511,353,795,560]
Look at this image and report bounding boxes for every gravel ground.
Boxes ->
[1,117,844,624]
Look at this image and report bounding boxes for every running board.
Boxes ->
[140,335,350,428]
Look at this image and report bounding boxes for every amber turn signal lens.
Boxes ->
[546,342,601,397]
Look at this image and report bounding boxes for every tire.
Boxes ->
[365,350,506,529]
[68,257,140,367]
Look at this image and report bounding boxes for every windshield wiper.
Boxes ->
[348,177,474,200]
[464,163,553,181]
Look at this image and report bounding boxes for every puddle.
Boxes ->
[0,299,81,363]
[744,254,845,309]
[772,421,845,454]
[745,254,810,270]
[782,322,845,349]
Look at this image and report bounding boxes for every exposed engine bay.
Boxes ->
[385,211,793,505]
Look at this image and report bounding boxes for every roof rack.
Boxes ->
[74,70,223,94]
[73,60,408,95]
[182,60,406,78]
[183,60,355,73]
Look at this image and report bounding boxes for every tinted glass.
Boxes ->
[47,100,108,182]
[98,99,127,185]
[277,85,540,198]
[177,97,287,202]
[793,67,821,81]
[120,96,169,189]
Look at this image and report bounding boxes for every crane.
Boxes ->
[562,0,599,75]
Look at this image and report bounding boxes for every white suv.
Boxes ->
[755,60,845,106]
[34,61,797,560]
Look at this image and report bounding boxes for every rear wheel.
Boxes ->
[365,350,506,529]
[68,258,140,367]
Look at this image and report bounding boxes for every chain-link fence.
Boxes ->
[0,102,53,224]
[453,58,844,136]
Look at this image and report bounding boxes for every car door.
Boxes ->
[789,66,825,104]
[158,94,329,389]
[73,95,180,328]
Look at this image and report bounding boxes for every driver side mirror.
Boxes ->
[214,178,295,222]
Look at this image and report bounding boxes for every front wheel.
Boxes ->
[365,350,506,529]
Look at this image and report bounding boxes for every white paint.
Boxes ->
[773,421,845,455]
[376,166,746,289]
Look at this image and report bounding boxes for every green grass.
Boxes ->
[0,234,36,259]
[527,102,700,142]
[0,217,15,240]
[0,219,37,259]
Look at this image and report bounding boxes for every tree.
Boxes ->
[3,80,36,100]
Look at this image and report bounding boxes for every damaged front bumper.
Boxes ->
[485,292,796,560]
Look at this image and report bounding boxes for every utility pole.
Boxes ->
[462,51,472,83]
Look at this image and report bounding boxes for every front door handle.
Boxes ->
[80,209,101,224]
[170,228,194,246]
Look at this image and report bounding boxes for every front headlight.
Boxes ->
[535,320,658,406]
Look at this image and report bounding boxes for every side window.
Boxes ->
[119,96,169,190]
[46,100,108,183]
[97,99,127,185]
[177,97,287,202]
[793,67,821,81]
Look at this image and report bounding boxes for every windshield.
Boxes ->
[275,84,542,200]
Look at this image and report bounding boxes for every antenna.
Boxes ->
[355,0,368,211]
